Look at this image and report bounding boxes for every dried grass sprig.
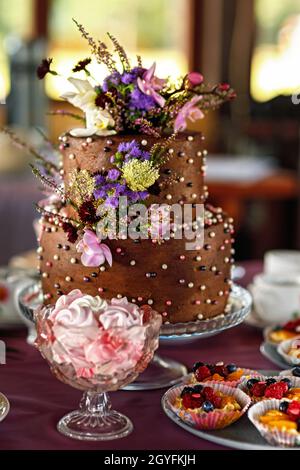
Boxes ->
[150,132,177,165]
[1,127,58,173]
[137,55,143,67]
[107,32,130,71]
[73,18,116,72]
[47,110,85,121]
[35,204,80,227]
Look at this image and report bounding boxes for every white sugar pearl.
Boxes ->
[141,139,147,146]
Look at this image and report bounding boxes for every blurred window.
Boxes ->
[251,0,300,102]
[47,0,189,99]
[0,0,34,101]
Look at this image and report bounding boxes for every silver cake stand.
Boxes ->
[16,283,251,390]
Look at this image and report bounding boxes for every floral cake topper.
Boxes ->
[37,19,235,138]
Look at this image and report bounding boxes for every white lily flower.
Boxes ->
[61,77,116,137]
[61,78,97,111]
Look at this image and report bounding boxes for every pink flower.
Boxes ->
[137,62,166,107]
[187,72,203,86]
[174,96,204,132]
[76,229,112,267]
[99,297,143,329]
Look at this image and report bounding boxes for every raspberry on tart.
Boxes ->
[244,377,300,402]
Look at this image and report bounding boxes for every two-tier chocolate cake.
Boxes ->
[33,21,236,324]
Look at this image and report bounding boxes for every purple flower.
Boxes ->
[94,188,107,199]
[102,71,121,92]
[95,174,106,185]
[107,169,120,181]
[129,88,156,111]
[137,62,166,107]
[105,196,119,208]
[174,96,204,132]
[121,67,145,85]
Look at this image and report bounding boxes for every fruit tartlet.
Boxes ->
[248,399,300,447]
[190,361,258,387]
[167,382,251,430]
[240,376,300,403]
[265,318,300,345]
[278,338,300,366]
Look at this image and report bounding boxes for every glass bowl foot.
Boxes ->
[57,391,133,441]
[123,353,188,390]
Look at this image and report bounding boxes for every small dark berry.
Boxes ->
[265,378,277,386]
[246,378,259,389]
[202,401,214,412]
[292,367,300,377]
[180,386,194,397]
[226,363,237,373]
[192,384,203,393]
[192,361,204,372]
[279,401,289,413]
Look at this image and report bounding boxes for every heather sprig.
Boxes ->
[73,18,117,72]
[30,164,79,212]
[0,127,58,174]
[107,32,130,72]
[47,110,85,122]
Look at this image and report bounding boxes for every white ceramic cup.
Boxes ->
[250,273,300,325]
[264,250,300,277]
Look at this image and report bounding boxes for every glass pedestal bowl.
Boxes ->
[34,303,161,441]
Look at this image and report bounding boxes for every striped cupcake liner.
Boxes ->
[166,381,251,430]
[248,399,300,447]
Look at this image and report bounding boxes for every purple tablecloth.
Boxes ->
[0,261,276,450]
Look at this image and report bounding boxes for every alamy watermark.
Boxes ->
[96,198,205,251]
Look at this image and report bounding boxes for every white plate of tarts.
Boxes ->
[161,361,300,449]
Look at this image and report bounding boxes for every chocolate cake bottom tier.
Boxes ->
[39,208,234,324]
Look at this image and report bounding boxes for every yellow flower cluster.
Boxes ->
[122,160,160,192]
[69,169,95,205]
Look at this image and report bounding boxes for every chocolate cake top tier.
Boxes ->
[60,132,208,206]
